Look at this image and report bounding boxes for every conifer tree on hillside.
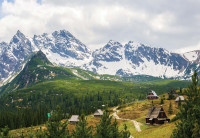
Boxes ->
[95,110,130,138]
[121,124,131,138]
[95,110,114,137]
[72,115,93,138]
[110,119,121,137]
[44,106,70,137]
[179,87,183,95]
[192,120,200,138]
[160,98,164,104]
[168,102,173,115]
[177,97,182,107]
[0,125,9,137]
[172,70,200,138]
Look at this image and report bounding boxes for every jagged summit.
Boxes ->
[16,30,24,36]
[107,40,122,46]
[1,29,200,83]
[10,30,26,44]
[52,29,74,38]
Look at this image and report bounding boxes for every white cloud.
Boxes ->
[0,0,200,53]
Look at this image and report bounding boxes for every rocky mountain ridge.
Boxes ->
[0,30,199,83]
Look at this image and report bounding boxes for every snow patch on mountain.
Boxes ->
[183,51,200,62]
[1,30,200,83]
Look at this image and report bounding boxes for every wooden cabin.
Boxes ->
[175,96,185,102]
[147,90,159,100]
[146,106,170,125]
[94,109,103,117]
[69,115,79,124]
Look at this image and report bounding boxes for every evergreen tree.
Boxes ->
[72,115,93,138]
[172,70,200,138]
[0,125,9,137]
[95,110,130,138]
[95,110,113,138]
[121,124,131,138]
[178,97,182,107]
[192,120,200,138]
[168,92,174,100]
[160,98,164,105]
[110,119,121,138]
[168,102,173,115]
[45,106,70,138]
[179,87,183,95]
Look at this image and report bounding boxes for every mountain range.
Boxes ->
[0,30,199,84]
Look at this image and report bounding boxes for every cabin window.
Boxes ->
[160,113,164,117]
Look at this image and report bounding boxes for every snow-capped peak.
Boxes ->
[0,29,200,83]
[183,50,200,62]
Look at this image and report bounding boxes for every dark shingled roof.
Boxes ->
[146,106,162,118]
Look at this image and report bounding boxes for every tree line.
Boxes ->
[0,90,123,130]
[1,106,131,138]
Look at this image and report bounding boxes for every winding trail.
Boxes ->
[112,107,142,132]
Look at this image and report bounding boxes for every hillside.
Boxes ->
[6,92,181,137]
[117,93,180,138]
[0,51,190,133]
[0,51,123,95]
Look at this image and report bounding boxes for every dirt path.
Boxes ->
[112,107,142,132]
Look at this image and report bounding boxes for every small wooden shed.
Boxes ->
[94,109,103,117]
[69,115,79,124]
[147,90,159,100]
[146,106,170,125]
[175,96,185,102]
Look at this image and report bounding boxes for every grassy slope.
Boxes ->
[117,93,180,138]
[8,94,179,138]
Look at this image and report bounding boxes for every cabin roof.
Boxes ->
[94,109,103,116]
[146,106,163,118]
[69,115,79,122]
[175,96,184,101]
[147,90,159,97]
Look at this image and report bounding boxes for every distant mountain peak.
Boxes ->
[127,41,141,46]
[29,50,53,67]
[10,30,26,44]
[107,40,121,45]
[16,30,25,37]
[52,29,74,38]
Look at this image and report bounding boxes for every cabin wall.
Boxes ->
[70,121,78,124]
[158,112,167,118]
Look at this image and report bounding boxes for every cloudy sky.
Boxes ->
[0,0,200,52]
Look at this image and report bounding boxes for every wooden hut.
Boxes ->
[69,115,79,124]
[147,90,159,100]
[94,109,103,117]
[175,96,184,102]
[146,106,170,125]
